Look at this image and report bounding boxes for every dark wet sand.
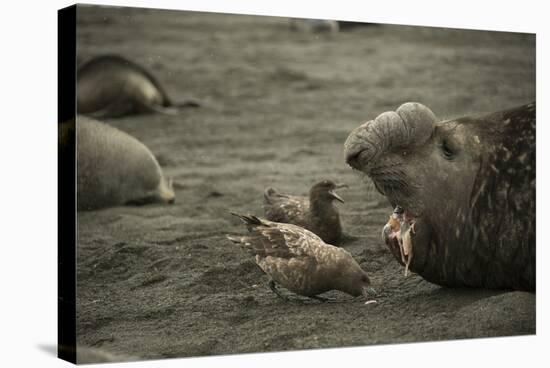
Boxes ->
[75,6,535,362]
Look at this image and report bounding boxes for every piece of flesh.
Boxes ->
[385,208,416,277]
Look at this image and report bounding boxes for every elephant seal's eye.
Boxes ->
[441,139,455,160]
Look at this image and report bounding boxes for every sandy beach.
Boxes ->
[75,5,535,362]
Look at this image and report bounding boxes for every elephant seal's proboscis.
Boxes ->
[344,102,535,291]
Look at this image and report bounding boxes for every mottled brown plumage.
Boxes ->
[227,213,373,301]
[263,180,346,245]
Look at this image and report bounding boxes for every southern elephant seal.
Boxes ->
[263,180,347,245]
[63,116,175,211]
[58,345,138,364]
[289,19,339,33]
[344,102,535,291]
[77,54,199,118]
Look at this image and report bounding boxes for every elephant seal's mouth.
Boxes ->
[365,164,425,276]
[382,205,418,276]
[367,163,418,203]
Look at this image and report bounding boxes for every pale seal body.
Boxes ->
[344,102,535,291]
[74,116,175,211]
[77,55,198,118]
[290,18,339,33]
[59,345,138,364]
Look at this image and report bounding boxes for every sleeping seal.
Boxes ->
[77,54,199,118]
[289,19,339,33]
[59,345,138,364]
[344,102,535,291]
[63,116,175,211]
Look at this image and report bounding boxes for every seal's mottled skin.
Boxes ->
[70,116,175,211]
[344,102,535,291]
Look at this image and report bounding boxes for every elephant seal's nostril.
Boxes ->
[345,150,361,167]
